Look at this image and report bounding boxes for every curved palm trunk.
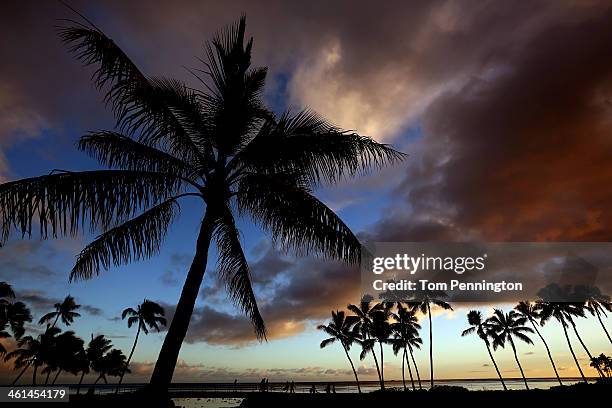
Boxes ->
[484,341,507,390]
[52,314,60,329]
[52,369,62,385]
[370,345,383,389]
[408,346,422,389]
[404,348,415,391]
[45,370,51,385]
[509,338,529,390]
[528,318,562,386]
[569,320,603,377]
[594,309,612,345]
[32,365,38,385]
[342,345,361,393]
[150,211,215,389]
[11,363,30,385]
[379,341,385,391]
[561,321,587,383]
[116,323,142,393]
[401,349,406,391]
[427,302,434,389]
[77,371,85,394]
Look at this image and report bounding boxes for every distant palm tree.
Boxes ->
[590,353,612,378]
[391,305,422,391]
[77,335,112,394]
[6,326,61,385]
[514,302,562,386]
[408,289,452,388]
[117,300,166,390]
[1,281,32,355]
[39,295,81,328]
[461,310,506,390]
[369,304,392,390]
[93,349,129,385]
[0,16,403,389]
[538,301,588,382]
[43,331,85,385]
[487,309,533,390]
[318,310,361,393]
[349,300,383,388]
[574,286,612,345]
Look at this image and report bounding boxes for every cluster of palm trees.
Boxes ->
[318,290,451,392]
[0,281,166,390]
[319,285,612,392]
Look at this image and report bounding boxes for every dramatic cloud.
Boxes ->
[16,289,103,316]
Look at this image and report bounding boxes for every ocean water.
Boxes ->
[168,378,591,408]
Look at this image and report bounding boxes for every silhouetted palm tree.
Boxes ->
[574,286,612,345]
[117,300,166,390]
[515,302,562,386]
[391,305,422,391]
[487,309,533,390]
[369,304,392,390]
[6,326,61,385]
[42,330,85,385]
[39,295,81,328]
[77,335,112,394]
[408,289,452,388]
[0,16,403,390]
[590,353,611,378]
[93,348,129,384]
[461,310,506,390]
[538,301,588,382]
[0,288,32,355]
[349,300,384,388]
[318,310,361,393]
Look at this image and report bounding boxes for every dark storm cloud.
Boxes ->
[16,289,103,316]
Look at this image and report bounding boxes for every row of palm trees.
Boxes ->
[0,281,165,389]
[319,286,612,392]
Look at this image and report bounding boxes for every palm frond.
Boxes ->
[214,208,266,340]
[232,109,405,186]
[70,198,180,281]
[237,173,360,264]
[0,170,183,243]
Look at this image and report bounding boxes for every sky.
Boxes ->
[1,0,612,384]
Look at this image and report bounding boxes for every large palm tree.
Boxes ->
[43,331,85,385]
[461,310,506,390]
[39,295,81,328]
[349,300,384,388]
[487,309,533,390]
[117,300,166,389]
[0,17,402,389]
[76,335,112,394]
[408,289,452,388]
[317,310,361,393]
[574,285,612,345]
[6,326,61,385]
[391,304,422,391]
[514,302,562,386]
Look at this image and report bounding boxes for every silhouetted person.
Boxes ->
[260,378,265,392]
[309,384,316,394]
[283,381,289,392]
[325,384,331,393]
[233,379,237,392]
[265,378,269,392]
[332,384,336,393]
[290,381,295,393]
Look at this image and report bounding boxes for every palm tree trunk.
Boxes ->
[401,348,406,391]
[116,323,141,393]
[404,348,415,391]
[509,338,529,390]
[379,341,385,391]
[594,309,612,345]
[342,345,361,393]
[370,344,383,389]
[570,320,604,377]
[11,363,30,385]
[484,341,507,390]
[409,346,422,389]
[44,370,51,385]
[77,371,85,394]
[32,365,38,385]
[52,314,60,329]
[150,211,216,388]
[529,318,562,386]
[427,302,434,389]
[52,369,62,385]
[561,321,587,383]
